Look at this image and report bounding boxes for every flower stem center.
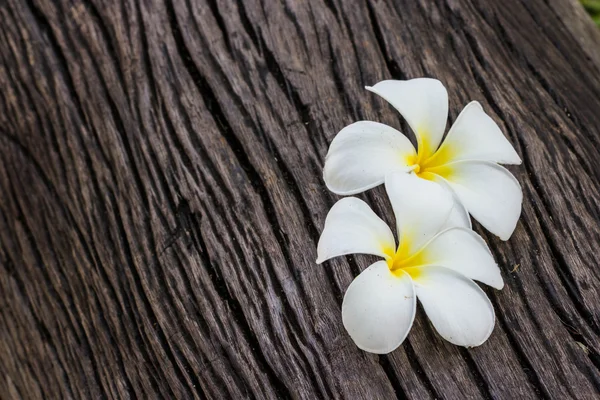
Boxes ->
[386,246,425,280]
[386,241,411,272]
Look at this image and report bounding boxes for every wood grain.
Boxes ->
[1,0,599,398]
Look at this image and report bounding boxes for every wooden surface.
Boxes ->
[1,0,600,398]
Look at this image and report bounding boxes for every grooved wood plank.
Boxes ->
[0,0,599,398]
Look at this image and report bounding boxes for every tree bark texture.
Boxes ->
[1,0,600,398]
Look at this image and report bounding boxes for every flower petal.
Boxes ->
[424,101,521,167]
[316,197,395,264]
[385,172,453,257]
[366,79,448,160]
[437,179,472,230]
[424,161,522,240]
[407,228,504,289]
[324,121,417,195]
[342,261,416,354]
[411,266,495,347]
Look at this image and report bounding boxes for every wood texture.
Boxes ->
[1,0,600,398]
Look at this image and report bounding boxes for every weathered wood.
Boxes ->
[1,0,599,398]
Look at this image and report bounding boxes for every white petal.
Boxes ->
[366,79,448,159]
[411,228,504,289]
[413,266,495,347]
[437,179,472,230]
[342,261,416,354]
[316,197,395,264]
[384,172,453,257]
[426,161,522,240]
[425,101,521,166]
[324,121,416,195]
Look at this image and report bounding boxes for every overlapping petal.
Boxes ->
[316,197,395,264]
[410,266,496,346]
[385,172,453,257]
[366,79,448,160]
[323,121,416,195]
[406,228,504,289]
[424,161,522,240]
[437,179,472,230]
[342,261,416,354]
[424,101,522,167]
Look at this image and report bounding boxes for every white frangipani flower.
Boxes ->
[323,78,522,240]
[317,172,503,354]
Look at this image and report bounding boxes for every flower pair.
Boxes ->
[317,78,522,353]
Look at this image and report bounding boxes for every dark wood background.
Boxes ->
[1,0,600,398]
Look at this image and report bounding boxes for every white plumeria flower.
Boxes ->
[317,172,503,354]
[324,78,522,240]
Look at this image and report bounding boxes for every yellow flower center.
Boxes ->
[382,236,427,280]
[404,131,458,181]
